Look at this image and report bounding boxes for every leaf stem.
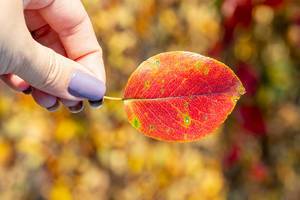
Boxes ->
[104,96,123,101]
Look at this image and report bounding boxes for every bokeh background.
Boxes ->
[0,0,300,199]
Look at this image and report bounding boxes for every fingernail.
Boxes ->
[88,98,104,109]
[22,87,32,95]
[60,99,79,107]
[46,100,60,112]
[68,71,106,101]
[68,102,84,113]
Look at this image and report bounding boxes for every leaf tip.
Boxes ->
[231,82,246,104]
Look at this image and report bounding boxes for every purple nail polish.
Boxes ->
[47,100,60,112]
[68,71,106,101]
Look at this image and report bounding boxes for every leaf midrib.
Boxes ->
[123,91,240,102]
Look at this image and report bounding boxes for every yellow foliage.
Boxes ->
[0,139,12,166]
[50,182,73,200]
[55,120,79,143]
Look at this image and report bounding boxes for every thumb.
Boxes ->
[13,40,106,101]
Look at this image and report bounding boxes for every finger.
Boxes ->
[27,22,75,109]
[24,0,54,10]
[30,24,67,56]
[31,89,60,111]
[0,25,64,100]
[0,71,62,113]
[25,18,84,109]
[30,23,105,109]
[25,11,66,56]
[30,92,84,113]
[24,10,47,32]
[59,99,79,107]
[13,39,106,101]
[25,11,67,57]
[38,0,106,82]
[30,25,83,108]
[88,98,104,109]
[0,74,31,92]
[67,101,84,113]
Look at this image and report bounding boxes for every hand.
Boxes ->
[0,0,106,113]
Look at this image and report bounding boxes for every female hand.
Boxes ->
[0,0,106,113]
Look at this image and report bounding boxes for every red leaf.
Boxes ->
[123,51,245,142]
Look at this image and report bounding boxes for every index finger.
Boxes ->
[37,0,105,82]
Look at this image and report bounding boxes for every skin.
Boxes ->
[0,0,105,110]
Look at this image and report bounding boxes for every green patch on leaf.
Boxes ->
[237,84,246,95]
[195,61,202,69]
[195,61,209,75]
[154,59,160,66]
[202,65,210,75]
[183,114,191,127]
[131,117,141,129]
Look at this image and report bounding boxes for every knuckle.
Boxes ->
[40,49,62,89]
[58,13,88,37]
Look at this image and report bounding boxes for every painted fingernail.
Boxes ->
[46,100,60,112]
[68,71,106,101]
[22,87,32,95]
[68,102,84,114]
[88,98,104,109]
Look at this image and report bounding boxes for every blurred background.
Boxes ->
[0,0,300,199]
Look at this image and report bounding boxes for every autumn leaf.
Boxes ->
[122,51,245,142]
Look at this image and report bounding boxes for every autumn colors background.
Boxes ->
[0,0,299,199]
